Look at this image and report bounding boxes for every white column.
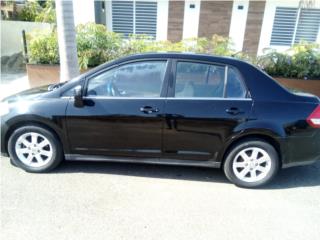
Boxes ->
[105,0,113,31]
[182,0,201,39]
[228,0,249,52]
[156,0,169,40]
[73,0,95,26]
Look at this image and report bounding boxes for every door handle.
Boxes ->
[226,107,243,115]
[140,106,159,114]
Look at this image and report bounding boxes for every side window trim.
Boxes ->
[223,65,228,98]
[83,58,171,99]
[170,59,250,99]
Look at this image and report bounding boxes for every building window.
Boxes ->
[294,8,320,44]
[111,0,157,38]
[270,7,320,46]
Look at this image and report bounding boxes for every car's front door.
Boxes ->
[163,60,253,161]
[66,60,170,159]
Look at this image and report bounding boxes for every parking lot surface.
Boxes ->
[1,157,320,240]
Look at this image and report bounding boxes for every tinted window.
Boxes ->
[175,62,225,98]
[87,61,167,97]
[226,67,247,98]
[175,62,247,98]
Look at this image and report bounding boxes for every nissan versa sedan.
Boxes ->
[1,53,320,188]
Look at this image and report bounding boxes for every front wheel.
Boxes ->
[8,125,63,173]
[223,140,279,188]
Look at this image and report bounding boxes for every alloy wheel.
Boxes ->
[232,147,272,183]
[15,132,53,168]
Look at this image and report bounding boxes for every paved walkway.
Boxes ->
[0,73,30,100]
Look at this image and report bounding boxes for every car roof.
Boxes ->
[115,52,247,65]
[85,52,251,77]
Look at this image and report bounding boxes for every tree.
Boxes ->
[55,0,79,82]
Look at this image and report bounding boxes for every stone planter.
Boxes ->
[26,64,90,88]
[26,64,60,88]
[274,77,320,97]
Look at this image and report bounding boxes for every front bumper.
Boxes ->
[1,119,9,156]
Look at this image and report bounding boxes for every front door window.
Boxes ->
[87,61,167,98]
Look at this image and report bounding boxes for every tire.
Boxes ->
[223,139,279,188]
[8,125,63,173]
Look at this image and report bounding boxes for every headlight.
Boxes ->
[0,101,10,116]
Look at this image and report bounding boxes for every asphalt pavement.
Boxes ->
[1,157,320,240]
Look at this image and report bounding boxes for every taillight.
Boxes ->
[307,105,320,128]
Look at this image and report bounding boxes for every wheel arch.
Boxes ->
[4,120,67,155]
[219,132,284,169]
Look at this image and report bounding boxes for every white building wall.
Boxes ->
[228,0,249,52]
[73,0,95,26]
[156,0,169,41]
[1,21,52,56]
[182,0,201,39]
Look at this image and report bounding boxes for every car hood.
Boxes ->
[2,85,56,103]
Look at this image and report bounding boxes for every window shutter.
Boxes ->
[112,0,134,37]
[111,0,157,39]
[135,1,157,38]
[294,8,320,43]
[270,7,298,46]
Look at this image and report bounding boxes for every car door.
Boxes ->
[65,59,170,159]
[163,60,253,161]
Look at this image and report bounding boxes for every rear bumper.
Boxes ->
[281,130,320,168]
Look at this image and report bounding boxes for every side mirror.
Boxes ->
[73,85,84,107]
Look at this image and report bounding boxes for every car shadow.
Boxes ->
[53,160,320,189]
[265,161,320,190]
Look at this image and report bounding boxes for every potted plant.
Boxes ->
[26,23,122,87]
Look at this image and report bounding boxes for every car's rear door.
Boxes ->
[65,59,170,159]
[163,60,253,161]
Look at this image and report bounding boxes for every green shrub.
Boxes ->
[119,34,234,57]
[258,43,320,79]
[27,23,320,78]
[28,23,122,69]
[76,23,122,69]
[18,1,42,22]
[35,0,56,23]
[289,43,320,79]
[119,35,154,55]
[17,0,55,23]
[257,51,292,77]
[28,29,59,65]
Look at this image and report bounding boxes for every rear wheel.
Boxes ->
[8,125,63,173]
[223,140,279,188]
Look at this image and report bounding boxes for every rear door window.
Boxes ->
[174,61,247,98]
[175,62,225,98]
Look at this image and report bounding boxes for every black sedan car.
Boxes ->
[1,53,320,188]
